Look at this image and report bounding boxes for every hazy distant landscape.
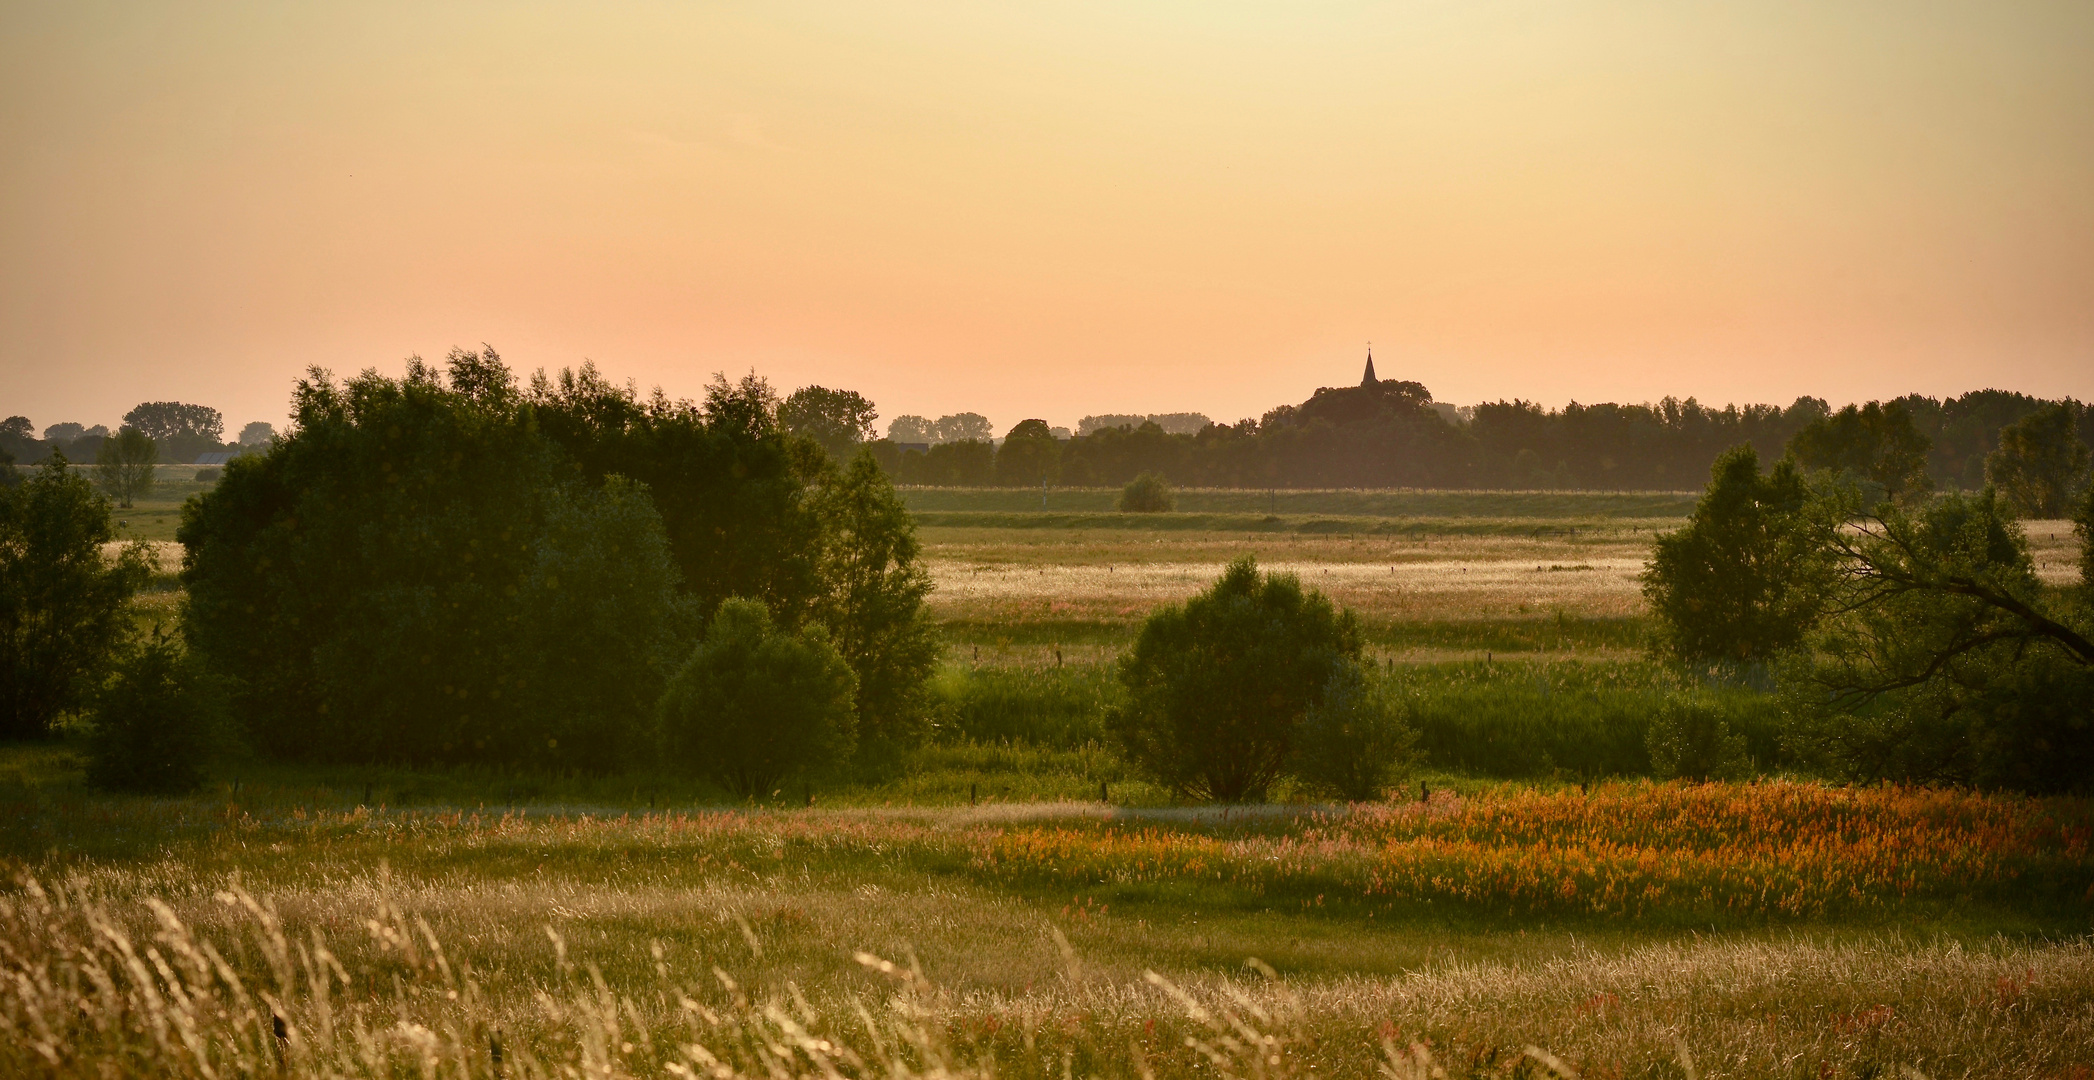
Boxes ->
[7,1,2094,1076]
[4,352,2093,1079]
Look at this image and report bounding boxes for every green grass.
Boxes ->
[1366,615,1649,655]
[1396,660,1784,778]
[899,486,1701,518]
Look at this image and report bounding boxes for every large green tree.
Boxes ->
[528,363,833,626]
[0,455,153,739]
[1985,401,2090,519]
[1642,445,1836,665]
[1111,556,1361,802]
[1785,489,2094,792]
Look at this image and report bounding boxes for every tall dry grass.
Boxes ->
[4,872,2090,1078]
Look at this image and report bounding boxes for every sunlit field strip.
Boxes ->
[978,783,2094,919]
[925,557,1651,623]
[29,782,2084,924]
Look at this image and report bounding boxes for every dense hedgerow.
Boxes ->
[179,350,935,771]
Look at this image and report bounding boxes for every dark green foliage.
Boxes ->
[814,453,940,753]
[1643,446,1834,664]
[1785,490,2094,793]
[528,363,832,625]
[1404,662,1784,779]
[1116,472,1173,512]
[779,385,878,459]
[659,598,857,799]
[181,351,693,768]
[1289,662,1416,801]
[94,428,156,508]
[1645,700,1748,782]
[0,456,152,740]
[1789,649,2094,794]
[933,663,1122,749]
[995,419,1060,487]
[509,476,696,766]
[1986,402,2090,519]
[915,440,997,484]
[1785,400,1933,503]
[86,632,228,794]
[1110,556,1360,802]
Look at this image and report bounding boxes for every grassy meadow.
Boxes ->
[7,480,2092,1077]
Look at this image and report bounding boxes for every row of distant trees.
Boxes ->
[764,379,2090,497]
[14,378,2083,498]
[1,406,275,469]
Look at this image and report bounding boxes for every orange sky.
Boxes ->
[5,2,2092,438]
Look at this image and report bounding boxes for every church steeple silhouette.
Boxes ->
[1361,345,1377,387]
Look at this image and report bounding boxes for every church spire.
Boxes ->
[1361,344,1377,387]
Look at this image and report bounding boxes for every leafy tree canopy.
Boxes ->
[1785,488,2094,792]
[1643,445,1836,666]
[181,349,695,768]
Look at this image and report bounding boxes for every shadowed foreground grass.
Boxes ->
[2,769,2091,1077]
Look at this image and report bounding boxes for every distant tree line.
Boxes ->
[829,380,2093,493]
[1,406,275,470]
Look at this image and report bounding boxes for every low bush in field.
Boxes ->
[660,598,858,800]
[1401,661,1781,779]
[85,634,229,794]
[1290,664,1417,801]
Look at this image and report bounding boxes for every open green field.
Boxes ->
[12,481,2092,1076]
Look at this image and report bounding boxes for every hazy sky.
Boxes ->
[5,1,2092,437]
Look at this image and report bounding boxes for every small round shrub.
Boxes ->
[1290,662,1417,801]
[1117,472,1174,513]
[86,634,228,794]
[1110,555,1361,802]
[659,598,857,800]
[1645,699,1748,782]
